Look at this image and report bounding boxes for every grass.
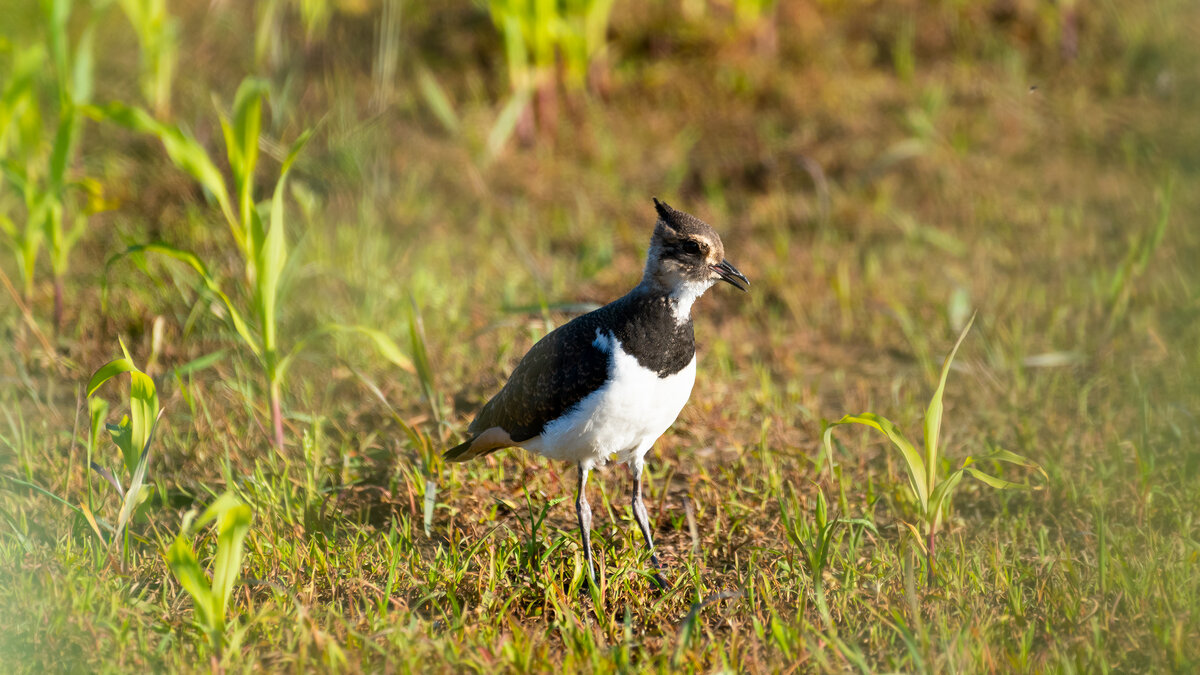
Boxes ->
[2,0,1199,671]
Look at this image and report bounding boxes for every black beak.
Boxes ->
[711,259,749,292]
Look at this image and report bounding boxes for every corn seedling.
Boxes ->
[558,0,616,92]
[0,45,48,307]
[44,0,101,330]
[0,0,103,330]
[85,340,163,567]
[822,313,1045,584]
[165,492,254,651]
[486,0,615,142]
[91,80,412,452]
[117,0,179,118]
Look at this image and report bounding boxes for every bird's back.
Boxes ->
[468,287,696,445]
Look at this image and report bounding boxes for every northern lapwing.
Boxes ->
[444,198,749,588]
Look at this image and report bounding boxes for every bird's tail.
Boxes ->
[442,435,502,463]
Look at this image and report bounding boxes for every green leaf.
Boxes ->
[279,127,313,176]
[824,412,928,512]
[349,324,414,373]
[71,21,96,104]
[967,447,1047,479]
[105,417,134,481]
[0,47,45,135]
[88,396,108,449]
[927,468,965,532]
[224,78,269,237]
[128,368,159,473]
[192,493,254,639]
[963,467,1029,490]
[106,243,261,358]
[49,102,79,191]
[87,102,236,237]
[923,311,975,498]
[44,0,71,89]
[114,409,160,559]
[170,349,229,377]
[256,127,312,361]
[275,324,414,386]
[87,357,137,398]
[166,535,217,635]
[88,353,159,475]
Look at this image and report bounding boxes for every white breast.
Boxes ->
[521,330,696,470]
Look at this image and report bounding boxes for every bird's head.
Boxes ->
[643,198,749,296]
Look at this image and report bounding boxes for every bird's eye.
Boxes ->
[681,240,703,256]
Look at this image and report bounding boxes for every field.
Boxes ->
[1,0,1197,671]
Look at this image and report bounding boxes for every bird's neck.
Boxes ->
[636,259,714,325]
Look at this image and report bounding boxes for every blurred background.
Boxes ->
[1,0,1197,670]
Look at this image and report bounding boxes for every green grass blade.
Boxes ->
[923,311,976,497]
[485,89,531,165]
[195,492,246,529]
[416,66,460,135]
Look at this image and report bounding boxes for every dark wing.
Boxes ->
[468,312,612,443]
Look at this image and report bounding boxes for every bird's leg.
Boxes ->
[575,463,596,588]
[631,460,668,589]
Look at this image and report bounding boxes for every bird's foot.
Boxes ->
[650,570,669,590]
[647,554,670,590]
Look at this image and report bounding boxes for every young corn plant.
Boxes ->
[0,45,50,308]
[0,0,103,330]
[91,79,412,452]
[44,0,103,330]
[822,313,1045,584]
[486,0,616,144]
[117,0,179,118]
[165,493,254,652]
[84,341,163,567]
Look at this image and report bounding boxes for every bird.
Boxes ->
[444,197,748,588]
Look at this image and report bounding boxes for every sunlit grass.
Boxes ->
[0,0,1197,671]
